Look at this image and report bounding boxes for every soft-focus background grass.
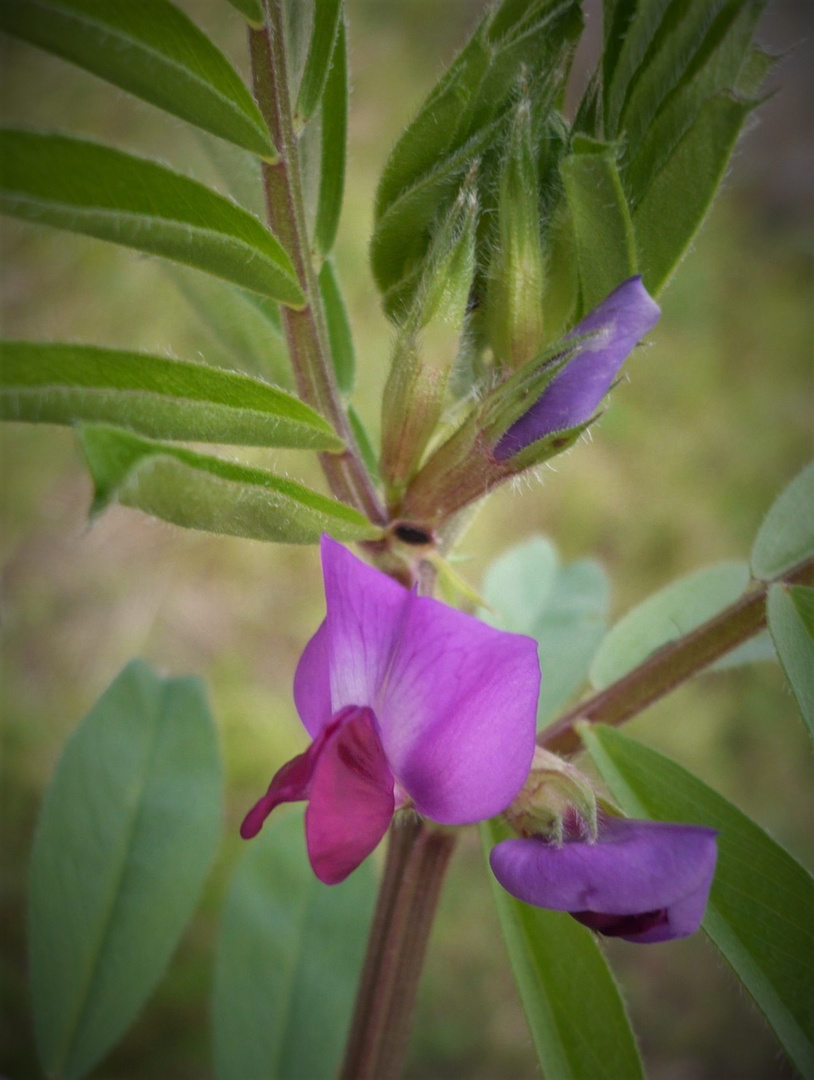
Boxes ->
[1,2,812,1078]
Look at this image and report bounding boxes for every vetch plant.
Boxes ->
[1,1,812,1079]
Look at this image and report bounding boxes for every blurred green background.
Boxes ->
[1,1,812,1077]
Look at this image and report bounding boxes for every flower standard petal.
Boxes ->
[376,595,540,824]
[305,707,395,884]
[490,818,718,943]
[494,276,660,460]
[293,619,333,737]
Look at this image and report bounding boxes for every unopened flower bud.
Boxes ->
[380,173,478,508]
[485,95,546,370]
[504,747,598,845]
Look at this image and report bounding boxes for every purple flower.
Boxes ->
[490,815,718,943]
[494,276,661,460]
[242,536,540,884]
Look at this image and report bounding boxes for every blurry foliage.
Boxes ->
[1,1,812,1078]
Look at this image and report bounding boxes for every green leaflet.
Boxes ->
[631,93,754,295]
[313,16,347,257]
[30,661,222,1080]
[295,0,342,128]
[0,341,338,449]
[481,536,609,726]
[560,136,638,316]
[78,424,381,545]
[768,585,814,738]
[225,0,264,26]
[482,818,644,1080]
[319,258,355,394]
[213,807,375,1080]
[751,460,814,580]
[0,130,305,307]
[590,561,750,689]
[582,725,814,1079]
[0,0,275,158]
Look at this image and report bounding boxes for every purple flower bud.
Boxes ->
[494,276,661,461]
[242,537,540,884]
[490,815,717,944]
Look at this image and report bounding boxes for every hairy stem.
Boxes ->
[540,554,814,756]
[339,816,457,1080]
[248,8,385,524]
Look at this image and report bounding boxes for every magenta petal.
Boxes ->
[306,706,395,884]
[378,596,540,824]
[490,818,717,943]
[294,619,333,737]
[494,276,660,460]
[239,720,336,839]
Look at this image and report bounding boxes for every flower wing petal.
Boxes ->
[306,706,395,884]
[378,595,540,824]
[490,818,717,941]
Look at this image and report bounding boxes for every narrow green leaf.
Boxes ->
[295,0,342,128]
[624,0,769,206]
[768,584,814,737]
[632,93,754,295]
[482,537,609,726]
[30,660,222,1080]
[78,424,381,545]
[319,258,355,394]
[226,0,265,27]
[0,130,305,307]
[0,0,275,158]
[164,266,291,386]
[560,136,638,315]
[213,807,375,1080]
[482,817,644,1080]
[604,0,672,138]
[348,404,379,485]
[581,725,814,1079]
[751,460,814,580]
[0,341,340,450]
[313,17,347,257]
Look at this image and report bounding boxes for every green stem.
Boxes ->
[540,553,814,756]
[339,816,457,1080]
[248,8,385,525]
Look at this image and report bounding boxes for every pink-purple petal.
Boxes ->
[377,595,540,823]
[293,619,333,737]
[305,706,395,884]
[490,818,717,943]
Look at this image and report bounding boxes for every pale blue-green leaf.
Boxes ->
[482,537,609,725]
[213,806,375,1080]
[751,460,814,580]
[560,136,638,316]
[0,130,305,307]
[581,725,814,1079]
[225,0,264,26]
[164,266,291,385]
[78,424,381,545]
[709,628,775,672]
[768,584,814,738]
[0,0,275,158]
[0,341,338,449]
[295,0,342,127]
[319,258,355,394]
[590,561,750,689]
[313,17,347,257]
[632,94,754,295]
[30,660,222,1080]
[482,817,644,1080]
